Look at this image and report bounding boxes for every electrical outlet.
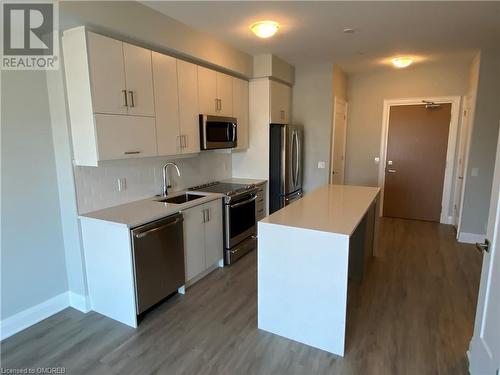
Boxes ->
[117,177,127,192]
[318,161,326,169]
[471,167,479,177]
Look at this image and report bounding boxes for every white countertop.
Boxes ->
[222,177,267,186]
[261,184,380,236]
[79,191,224,228]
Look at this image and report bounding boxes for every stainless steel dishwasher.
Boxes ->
[131,213,185,315]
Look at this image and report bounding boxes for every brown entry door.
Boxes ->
[383,103,451,222]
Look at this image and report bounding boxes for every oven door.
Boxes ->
[224,193,257,249]
[200,115,237,150]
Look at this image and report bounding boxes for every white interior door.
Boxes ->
[468,124,500,375]
[330,97,348,184]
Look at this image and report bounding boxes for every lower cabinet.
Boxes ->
[183,199,223,282]
[256,182,267,221]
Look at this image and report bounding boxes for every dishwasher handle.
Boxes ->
[134,217,183,239]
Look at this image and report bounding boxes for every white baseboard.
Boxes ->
[458,232,485,244]
[0,292,69,341]
[0,291,91,341]
[440,215,454,225]
[69,291,91,313]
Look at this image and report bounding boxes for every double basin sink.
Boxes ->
[156,193,204,205]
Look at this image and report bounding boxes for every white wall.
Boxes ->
[1,71,68,319]
[60,1,253,77]
[75,152,232,214]
[345,59,471,187]
[461,50,500,235]
[292,64,334,192]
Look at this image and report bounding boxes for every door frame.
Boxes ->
[329,96,348,184]
[378,96,462,224]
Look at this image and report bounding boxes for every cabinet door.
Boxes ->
[152,52,181,156]
[232,78,249,150]
[123,43,155,117]
[217,72,233,117]
[86,32,127,115]
[177,60,201,154]
[183,205,206,281]
[204,200,223,268]
[270,80,292,124]
[95,114,157,161]
[197,66,218,115]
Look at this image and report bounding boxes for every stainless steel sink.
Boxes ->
[156,193,204,204]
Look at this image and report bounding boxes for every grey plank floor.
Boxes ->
[1,218,482,375]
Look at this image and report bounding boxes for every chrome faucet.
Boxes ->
[162,162,181,197]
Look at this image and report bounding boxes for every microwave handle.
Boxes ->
[232,123,236,142]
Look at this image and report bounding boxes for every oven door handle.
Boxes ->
[230,195,257,208]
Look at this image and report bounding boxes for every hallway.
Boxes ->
[1,218,482,375]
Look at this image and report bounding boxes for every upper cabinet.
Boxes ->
[63,27,249,165]
[232,78,249,150]
[270,80,292,124]
[63,28,157,166]
[152,52,180,156]
[86,32,155,117]
[122,43,155,117]
[177,60,201,154]
[198,66,233,117]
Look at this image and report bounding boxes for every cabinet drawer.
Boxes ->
[95,114,157,161]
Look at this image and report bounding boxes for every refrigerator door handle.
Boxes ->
[294,131,300,188]
[291,131,297,187]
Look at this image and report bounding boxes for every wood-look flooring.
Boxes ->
[1,218,482,375]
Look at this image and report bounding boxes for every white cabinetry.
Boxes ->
[122,43,155,117]
[152,52,181,155]
[183,199,223,282]
[232,78,249,150]
[198,66,233,117]
[63,27,157,166]
[177,60,201,154]
[270,80,292,124]
[95,115,157,160]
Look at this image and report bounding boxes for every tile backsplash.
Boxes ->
[74,151,232,214]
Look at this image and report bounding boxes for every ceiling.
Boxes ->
[144,1,500,73]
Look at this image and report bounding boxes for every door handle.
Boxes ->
[476,239,490,254]
[387,169,397,173]
[122,89,128,107]
[128,91,135,107]
[134,217,183,238]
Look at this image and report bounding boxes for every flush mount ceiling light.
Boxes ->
[391,56,414,68]
[250,21,280,38]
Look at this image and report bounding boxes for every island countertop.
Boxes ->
[261,184,380,236]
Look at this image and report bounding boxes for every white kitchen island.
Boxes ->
[258,184,380,356]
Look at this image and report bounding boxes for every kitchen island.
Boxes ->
[258,184,380,356]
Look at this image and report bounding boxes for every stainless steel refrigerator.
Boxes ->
[269,124,303,214]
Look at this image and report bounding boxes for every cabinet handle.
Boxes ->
[215,98,219,112]
[202,209,207,223]
[182,135,187,148]
[124,151,141,155]
[206,208,210,222]
[128,91,135,107]
[219,99,222,111]
[122,89,128,107]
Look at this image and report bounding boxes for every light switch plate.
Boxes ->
[318,161,326,169]
[471,167,479,177]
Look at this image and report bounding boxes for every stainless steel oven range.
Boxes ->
[189,182,257,264]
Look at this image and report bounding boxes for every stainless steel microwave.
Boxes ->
[199,115,237,150]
